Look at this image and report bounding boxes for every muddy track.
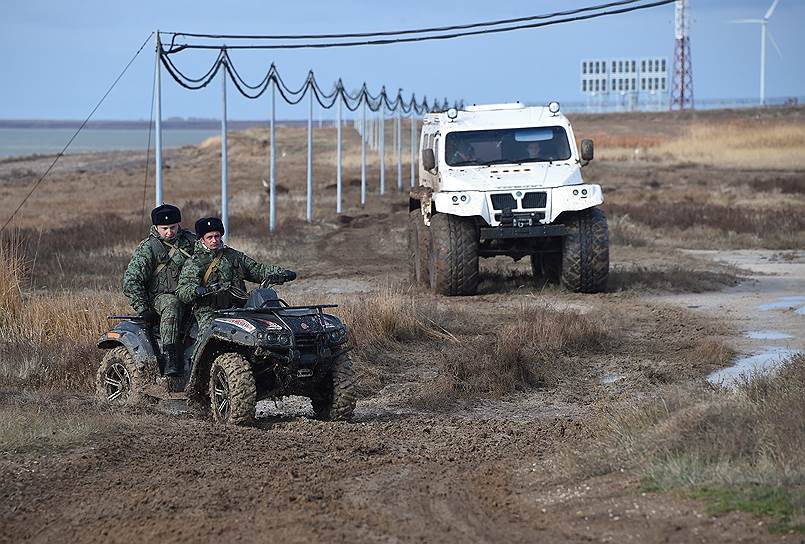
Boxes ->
[0,408,777,544]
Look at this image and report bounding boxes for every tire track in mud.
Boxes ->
[1,412,574,543]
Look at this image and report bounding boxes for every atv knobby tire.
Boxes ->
[560,207,609,293]
[96,346,144,405]
[209,352,256,426]
[408,210,430,286]
[428,214,479,296]
[311,352,357,421]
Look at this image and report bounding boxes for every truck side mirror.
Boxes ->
[580,139,594,164]
[422,148,436,172]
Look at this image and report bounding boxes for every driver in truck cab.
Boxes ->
[447,140,476,164]
[176,217,296,336]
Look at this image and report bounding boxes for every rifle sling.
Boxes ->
[203,253,224,286]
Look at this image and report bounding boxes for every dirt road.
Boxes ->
[2,108,804,542]
[2,210,803,543]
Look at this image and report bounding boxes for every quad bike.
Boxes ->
[96,282,356,425]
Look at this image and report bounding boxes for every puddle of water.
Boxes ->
[796,306,805,316]
[757,295,805,312]
[158,399,189,415]
[707,347,800,387]
[256,396,312,418]
[600,374,625,385]
[745,330,794,340]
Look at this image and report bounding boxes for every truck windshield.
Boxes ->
[444,126,572,167]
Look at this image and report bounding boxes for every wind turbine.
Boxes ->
[732,0,783,106]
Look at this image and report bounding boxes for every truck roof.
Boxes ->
[423,103,569,132]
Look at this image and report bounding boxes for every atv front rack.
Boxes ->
[221,303,338,317]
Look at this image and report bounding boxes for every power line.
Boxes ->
[0,33,154,235]
[165,0,647,41]
[139,56,157,233]
[161,53,442,113]
[165,0,675,51]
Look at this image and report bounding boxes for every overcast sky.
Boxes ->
[2,0,803,120]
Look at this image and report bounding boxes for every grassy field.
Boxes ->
[1,106,804,541]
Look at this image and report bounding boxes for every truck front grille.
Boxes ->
[490,193,516,211]
[521,191,547,209]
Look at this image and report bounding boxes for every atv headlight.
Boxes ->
[279,334,291,345]
[267,333,278,343]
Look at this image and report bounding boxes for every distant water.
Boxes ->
[0,128,219,158]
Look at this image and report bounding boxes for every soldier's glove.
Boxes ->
[281,270,297,282]
[194,286,208,300]
[139,309,158,323]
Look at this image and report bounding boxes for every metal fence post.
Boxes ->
[154,31,163,206]
[410,115,417,188]
[269,78,276,232]
[306,83,313,223]
[396,110,402,191]
[221,61,229,239]
[379,110,385,195]
[361,98,367,208]
[336,88,342,214]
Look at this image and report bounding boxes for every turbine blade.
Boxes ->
[768,30,784,58]
[764,0,780,20]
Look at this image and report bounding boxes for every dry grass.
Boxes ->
[0,232,127,390]
[0,390,132,452]
[336,284,453,353]
[748,174,805,195]
[562,354,805,529]
[657,123,805,169]
[596,120,805,169]
[0,235,25,322]
[608,265,740,293]
[421,303,614,403]
[605,201,805,249]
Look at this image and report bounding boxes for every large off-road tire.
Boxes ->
[530,253,561,282]
[428,213,479,296]
[560,207,609,293]
[208,352,256,426]
[96,346,144,405]
[408,210,430,286]
[311,353,357,421]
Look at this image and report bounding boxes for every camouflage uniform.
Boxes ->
[122,226,197,348]
[176,240,289,334]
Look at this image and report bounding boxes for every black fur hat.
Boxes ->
[151,204,181,226]
[195,217,225,238]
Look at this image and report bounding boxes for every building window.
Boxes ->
[602,80,607,92]
[661,59,666,71]
[661,78,666,90]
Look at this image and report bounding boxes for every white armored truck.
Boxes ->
[409,102,608,295]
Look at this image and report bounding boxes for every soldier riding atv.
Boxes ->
[96,281,357,425]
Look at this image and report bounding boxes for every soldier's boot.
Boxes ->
[163,344,183,377]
